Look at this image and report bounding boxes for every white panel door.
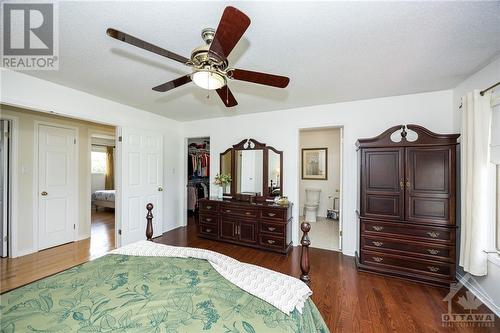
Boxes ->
[0,120,8,257]
[120,128,163,246]
[38,125,76,250]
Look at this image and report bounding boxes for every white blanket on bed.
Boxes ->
[110,240,312,315]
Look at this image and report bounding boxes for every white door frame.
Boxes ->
[0,115,18,257]
[296,125,345,252]
[33,121,79,251]
[182,135,211,227]
[87,131,116,242]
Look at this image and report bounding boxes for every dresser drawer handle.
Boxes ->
[426,232,440,238]
[267,227,276,232]
[205,218,212,222]
[427,266,440,272]
[245,212,252,215]
[372,257,383,262]
[206,205,212,209]
[226,209,231,213]
[267,212,276,217]
[267,239,276,244]
[372,241,383,247]
[372,226,384,232]
[427,249,440,255]
[205,228,212,233]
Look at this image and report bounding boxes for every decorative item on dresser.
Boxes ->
[199,138,292,253]
[355,124,460,287]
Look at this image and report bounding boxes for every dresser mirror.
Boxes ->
[220,138,283,198]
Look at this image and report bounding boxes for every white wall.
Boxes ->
[182,89,455,256]
[299,128,341,218]
[1,68,183,256]
[452,55,500,315]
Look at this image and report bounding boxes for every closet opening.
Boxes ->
[298,127,343,252]
[187,137,210,226]
[90,133,116,257]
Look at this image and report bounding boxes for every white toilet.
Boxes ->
[304,188,321,222]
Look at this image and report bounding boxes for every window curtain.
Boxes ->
[459,90,493,276]
[105,146,114,190]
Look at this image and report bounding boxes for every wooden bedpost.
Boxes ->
[146,203,154,241]
[300,221,311,285]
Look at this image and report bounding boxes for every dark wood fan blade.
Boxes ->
[152,75,191,92]
[229,69,290,88]
[216,85,238,107]
[107,28,189,65]
[209,7,250,60]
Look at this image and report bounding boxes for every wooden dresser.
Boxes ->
[198,198,292,254]
[355,125,459,287]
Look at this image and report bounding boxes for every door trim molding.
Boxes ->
[33,121,79,252]
[0,115,19,258]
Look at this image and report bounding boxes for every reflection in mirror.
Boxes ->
[236,150,263,195]
[268,150,281,197]
[220,151,232,194]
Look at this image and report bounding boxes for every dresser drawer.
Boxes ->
[220,204,258,218]
[260,221,285,236]
[199,214,217,225]
[199,201,218,213]
[259,234,285,249]
[361,235,455,263]
[260,208,285,221]
[199,223,218,237]
[361,219,455,243]
[361,250,453,279]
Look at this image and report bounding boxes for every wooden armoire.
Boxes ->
[355,124,459,287]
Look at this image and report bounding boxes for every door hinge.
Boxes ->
[3,235,7,242]
[4,131,9,138]
[73,224,76,230]
[339,230,342,237]
[118,136,122,142]
[118,229,122,235]
[74,138,76,144]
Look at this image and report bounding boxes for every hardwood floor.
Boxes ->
[0,210,115,293]
[1,218,498,332]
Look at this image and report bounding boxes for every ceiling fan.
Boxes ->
[106,6,290,108]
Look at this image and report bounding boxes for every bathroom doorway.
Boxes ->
[298,127,342,251]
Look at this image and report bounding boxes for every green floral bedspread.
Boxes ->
[1,254,329,332]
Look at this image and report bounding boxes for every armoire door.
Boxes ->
[361,148,405,220]
[405,146,454,225]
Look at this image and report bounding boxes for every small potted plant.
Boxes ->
[214,173,231,199]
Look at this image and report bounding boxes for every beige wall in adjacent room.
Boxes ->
[299,128,341,218]
[1,104,115,254]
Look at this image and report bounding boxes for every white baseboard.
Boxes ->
[12,247,37,258]
[457,273,500,317]
[77,234,90,241]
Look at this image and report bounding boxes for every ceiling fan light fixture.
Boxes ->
[191,70,226,90]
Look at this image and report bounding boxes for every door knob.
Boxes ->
[158,186,164,192]
[41,191,48,196]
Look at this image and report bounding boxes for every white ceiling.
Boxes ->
[21,1,500,121]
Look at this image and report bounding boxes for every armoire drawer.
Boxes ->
[199,214,217,225]
[361,235,455,263]
[361,219,455,243]
[199,223,218,238]
[220,204,258,218]
[360,250,453,279]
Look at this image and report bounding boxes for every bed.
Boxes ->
[1,205,328,333]
[92,189,115,210]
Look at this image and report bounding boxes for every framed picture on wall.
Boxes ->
[302,148,328,180]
